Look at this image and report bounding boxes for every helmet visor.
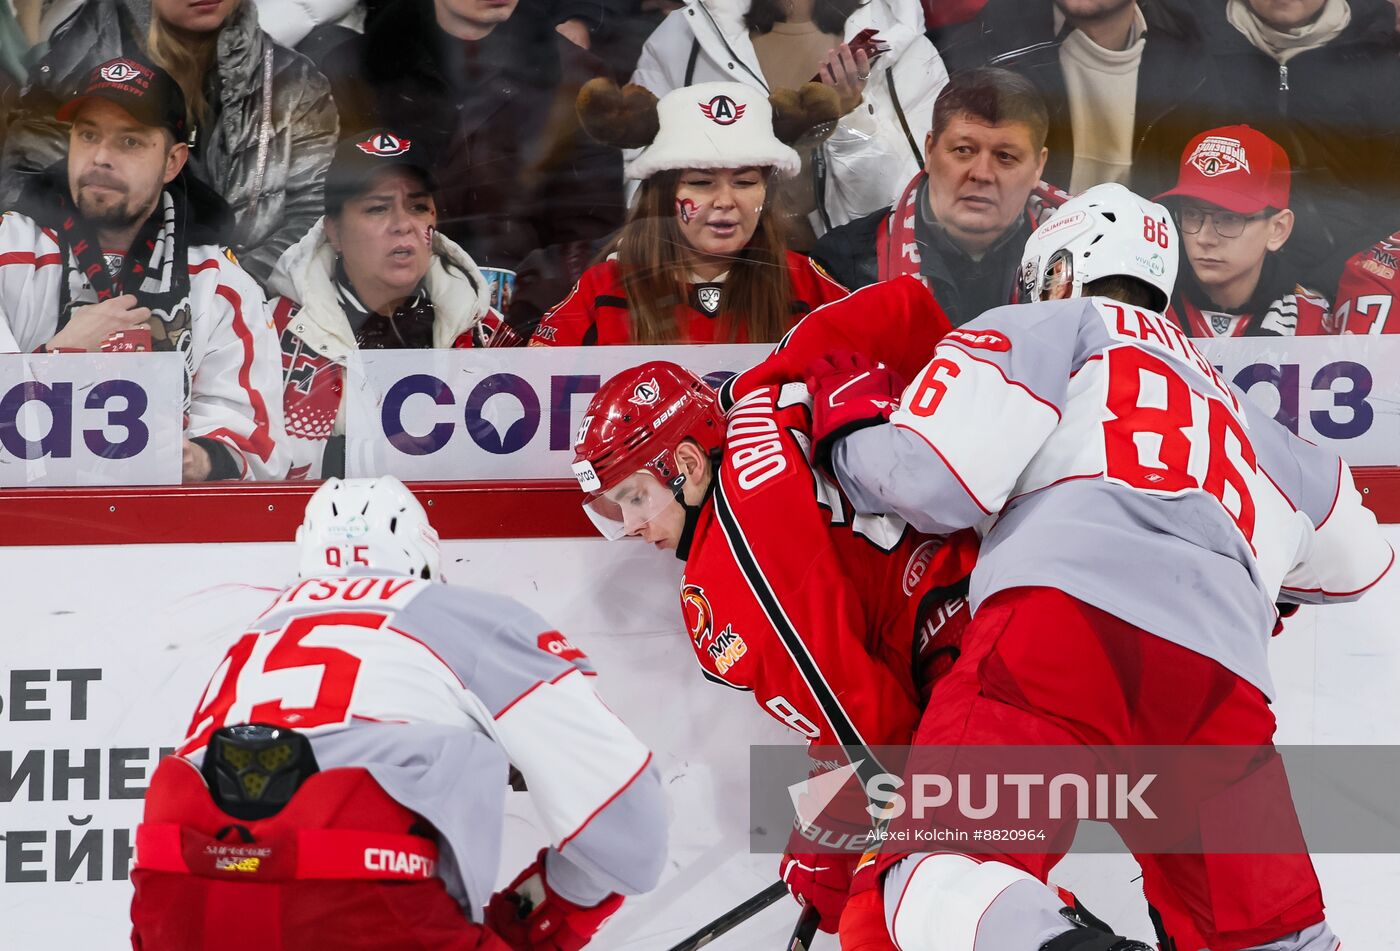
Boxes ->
[582,471,679,541]
[1042,249,1075,301]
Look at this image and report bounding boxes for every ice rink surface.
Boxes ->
[3,528,1397,949]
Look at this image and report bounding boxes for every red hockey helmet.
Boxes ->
[573,361,725,539]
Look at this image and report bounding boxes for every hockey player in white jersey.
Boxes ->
[129,477,666,951]
[805,184,1393,951]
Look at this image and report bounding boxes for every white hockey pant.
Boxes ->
[881,852,1342,951]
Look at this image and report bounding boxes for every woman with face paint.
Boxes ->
[266,130,505,479]
[524,80,849,347]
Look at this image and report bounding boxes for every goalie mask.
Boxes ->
[297,476,442,580]
[573,362,725,540]
[1019,182,1178,312]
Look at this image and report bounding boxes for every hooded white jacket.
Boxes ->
[632,0,946,233]
[266,219,499,479]
[0,210,287,481]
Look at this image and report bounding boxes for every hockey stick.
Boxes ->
[664,880,789,951]
[786,905,822,950]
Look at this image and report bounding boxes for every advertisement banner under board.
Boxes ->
[345,336,1400,482]
[0,352,183,487]
[344,344,764,480]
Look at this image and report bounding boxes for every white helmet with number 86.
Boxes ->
[1018,182,1178,312]
[296,477,442,580]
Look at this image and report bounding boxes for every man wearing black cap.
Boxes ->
[0,55,285,482]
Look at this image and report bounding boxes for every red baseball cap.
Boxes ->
[1155,125,1291,214]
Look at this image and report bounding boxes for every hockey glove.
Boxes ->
[486,849,623,951]
[804,351,904,475]
[780,850,858,934]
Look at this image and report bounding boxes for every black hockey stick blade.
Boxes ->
[786,905,822,950]
[665,880,790,951]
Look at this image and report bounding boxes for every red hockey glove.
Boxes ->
[780,849,859,933]
[804,351,904,475]
[486,850,624,951]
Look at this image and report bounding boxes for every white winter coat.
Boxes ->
[632,0,946,232]
[0,210,288,480]
[266,219,497,478]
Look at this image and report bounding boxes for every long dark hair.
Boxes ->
[746,0,866,36]
[611,169,793,345]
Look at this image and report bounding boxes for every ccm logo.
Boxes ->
[364,849,436,878]
[902,540,939,596]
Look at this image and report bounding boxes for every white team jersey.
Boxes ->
[834,297,1394,697]
[177,574,666,916]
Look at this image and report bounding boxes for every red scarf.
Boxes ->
[876,173,927,285]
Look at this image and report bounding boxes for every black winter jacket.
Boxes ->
[941,0,1219,203]
[326,0,625,275]
[1188,0,1400,284]
[810,179,1031,327]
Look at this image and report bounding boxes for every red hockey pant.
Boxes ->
[130,872,511,951]
[912,586,1325,951]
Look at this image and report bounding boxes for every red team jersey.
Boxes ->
[683,381,979,752]
[1333,229,1400,334]
[528,252,848,346]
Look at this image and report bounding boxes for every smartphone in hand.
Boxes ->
[809,29,892,83]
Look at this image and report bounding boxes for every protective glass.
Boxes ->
[582,471,680,541]
[1178,206,1265,239]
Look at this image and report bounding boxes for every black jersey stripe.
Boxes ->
[711,477,887,781]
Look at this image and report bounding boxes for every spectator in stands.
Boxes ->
[324,0,624,307]
[937,0,1215,200]
[3,0,338,284]
[810,69,1048,327]
[267,130,502,479]
[1332,227,1399,333]
[1156,125,1330,336]
[0,56,285,481]
[1193,0,1400,288]
[631,0,947,248]
[525,80,847,346]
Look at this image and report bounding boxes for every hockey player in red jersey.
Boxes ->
[807,183,1394,951]
[130,477,666,951]
[570,352,979,931]
[1332,228,1400,334]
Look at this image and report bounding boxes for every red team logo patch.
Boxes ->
[356,132,412,157]
[1187,135,1250,178]
[538,631,588,664]
[699,95,745,125]
[629,378,661,406]
[99,60,146,83]
[681,583,713,645]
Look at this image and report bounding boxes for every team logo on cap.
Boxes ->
[1188,136,1250,178]
[699,95,745,125]
[99,60,146,84]
[356,132,412,157]
[629,379,661,406]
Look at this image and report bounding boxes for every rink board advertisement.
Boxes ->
[0,352,183,487]
[343,344,762,480]
[346,337,1400,481]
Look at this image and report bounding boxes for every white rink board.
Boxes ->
[2,532,1398,950]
